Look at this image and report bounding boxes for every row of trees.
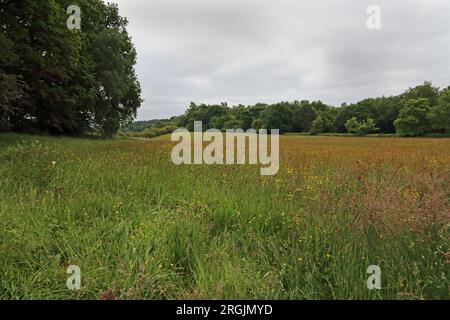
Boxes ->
[0,0,142,136]
[174,82,450,136]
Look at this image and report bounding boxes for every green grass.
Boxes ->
[0,133,448,300]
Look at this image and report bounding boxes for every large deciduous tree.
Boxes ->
[260,103,294,133]
[394,98,432,136]
[0,0,141,135]
[345,117,378,136]
[428,88,450,132]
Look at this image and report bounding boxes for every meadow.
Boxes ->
[0,133,448,300]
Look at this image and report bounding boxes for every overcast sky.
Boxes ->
[109,0,450,120]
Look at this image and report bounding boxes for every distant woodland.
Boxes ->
[124,82,450,138]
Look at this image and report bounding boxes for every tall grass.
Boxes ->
[0,133,448,300]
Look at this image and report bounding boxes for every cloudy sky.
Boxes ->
[110,0,450,120]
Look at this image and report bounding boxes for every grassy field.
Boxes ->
[0,133,448,300]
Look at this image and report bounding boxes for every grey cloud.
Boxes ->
[110,0,450,119]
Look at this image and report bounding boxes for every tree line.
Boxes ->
[1,1,448,138]
[0,0,142,136]
[166,81,448,137]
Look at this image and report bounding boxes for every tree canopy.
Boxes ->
[152,81,449,137]
[0,0,141,136]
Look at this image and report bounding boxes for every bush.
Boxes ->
[345,117,378,136]
[394,98,431,136]
[142,125,178,138]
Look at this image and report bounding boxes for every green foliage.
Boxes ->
[222,118,242,130]
[0,73,30,131]
[121,119,177,133]
[255,102,294,133]
[401,81,440,107]
[251,119,264,130]
[310,108,336,134]
[120,119,178,138]
[0,0,141,136]
[123,81,448,138]
[395,98,432,136]
[344,117,360,134]
[358,118,378,135]
[210,115,241,130]
[345,117,379,136]
[0,29,31,131]
[428,88,450,132]
[177,103,228,131]
[334,97,400,134]
[291,101,316,132]
[311,116,327,134]
[234,106,254,130]
[260,103,294,133]
[140,124,178,138]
